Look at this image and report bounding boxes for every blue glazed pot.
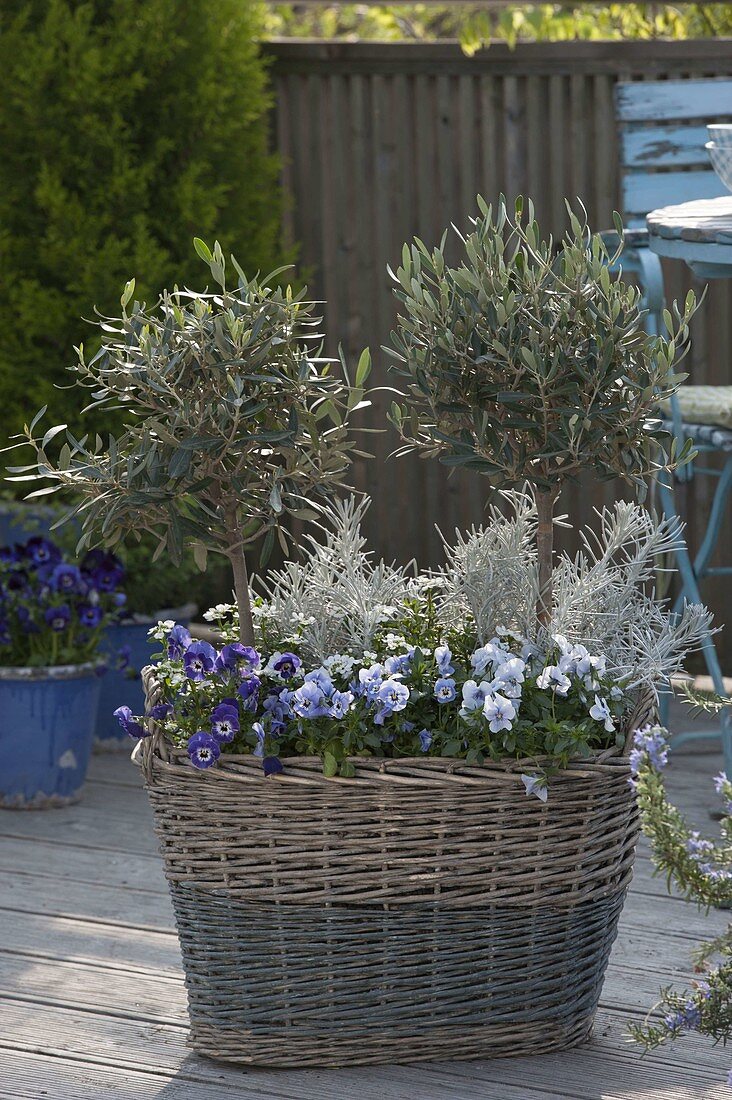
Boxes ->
[95,622,158,750]
[0,664,102,809]
[0,502,64,548]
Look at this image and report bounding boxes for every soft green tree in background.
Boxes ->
[0,0,283,458]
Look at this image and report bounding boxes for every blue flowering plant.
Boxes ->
[116,606,635,786]
[628,725,732,1079]
[0,538,126,667]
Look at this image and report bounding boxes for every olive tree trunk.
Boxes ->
[535,486,559,629]
[225,506,256,647]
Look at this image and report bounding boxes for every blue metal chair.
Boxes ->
[613,77,732,771]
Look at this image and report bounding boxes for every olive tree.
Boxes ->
[386,196,696,626]
[9,240,371,646]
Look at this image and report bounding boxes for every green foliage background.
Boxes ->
[266,4,732,50]
[0,0,283,454]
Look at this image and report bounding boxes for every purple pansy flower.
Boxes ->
[167,624,192,659]
[210,703,240,743]
[215,642,261,673]
[273,652,302,680]
[187,730,220,769]
[44,604,71,632]
[263,756,284,777]
[419,729,433,752]
[183,640,217,681]
[148,703,173,721]
[238,674,261,712]
[113,705,146,738]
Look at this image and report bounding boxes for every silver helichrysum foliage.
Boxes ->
[433,490,711,692]
[256,495,412,662]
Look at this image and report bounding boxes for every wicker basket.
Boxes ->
[139,667,649,1068]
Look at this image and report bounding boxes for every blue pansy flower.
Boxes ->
[291,680,328,719]
[210,703,240,743]
[357,663,384,699]
[113,705,146,738]
[167,624,192,659]
[78,603,103,628]
[434,645,455,676]
[183,640,217,681]
[304,667,334,695]
[263,691,290,734]
[24,537,61,567]
[384,653,411,676]
[263,756,284,777]
[434,677,456,703]
[113,592,127,608]
[92,561,125,592]
[419,729,433,752]
[328,689,353,719]
[252,720,266,757]
[187,730,221,769]
[50,563,82,593]
[377,678,410,713]
[44,604,71,632]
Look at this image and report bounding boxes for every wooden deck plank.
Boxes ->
[1,745,729,1098]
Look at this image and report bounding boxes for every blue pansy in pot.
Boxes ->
[0,538,126,807]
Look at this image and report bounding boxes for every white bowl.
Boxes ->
[707,124,732,147]
[706,140,732,192]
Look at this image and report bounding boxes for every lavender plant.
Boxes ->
[8,241,370,648]
[386,196,697,627]
[628,725,732,1082]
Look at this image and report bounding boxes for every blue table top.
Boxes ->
[647,196,732,278]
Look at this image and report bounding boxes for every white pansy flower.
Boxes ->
[536,665,571,696]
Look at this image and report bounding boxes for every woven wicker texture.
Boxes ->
[171,887,625,1066]
[140,666,648,1066]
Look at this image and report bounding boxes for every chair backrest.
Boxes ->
[615,78,732,226]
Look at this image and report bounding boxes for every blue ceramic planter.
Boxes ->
[96,622,158,750]
[0,664,102,808]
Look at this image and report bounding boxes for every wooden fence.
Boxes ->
[267,38,732,656]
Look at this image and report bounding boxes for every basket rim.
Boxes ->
[137,741,633,790]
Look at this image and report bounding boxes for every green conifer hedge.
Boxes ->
[0,0,283,453]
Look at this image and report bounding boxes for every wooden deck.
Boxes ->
[1,734,730,1099]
